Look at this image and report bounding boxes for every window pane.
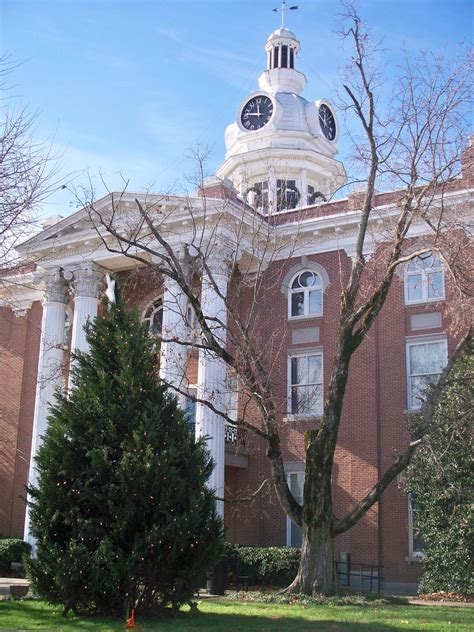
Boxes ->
[407,274,423,301]
[410,374,436,408]
[411,499,427,554]
[281,45,288,68]
[307,354,322,383]
[290,521,302,547]
[290,472,304,504]
[410,342,446,375]
[296,357,307,384]
[299,271,315,287]
[291,291,304,316]
[420,254,434,268]
[309,289,322,314]
[184,397,196,436]
[291,385,299,414]
[289,47,294,69]
[150,309,163,334]
[291,357,299,386]
[427,271,443,299]
[293,385,320,414]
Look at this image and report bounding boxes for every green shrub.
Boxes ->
[0,538,31,574]
[406,354,473,596]
[224,590,408,606]
[223,544,300,587]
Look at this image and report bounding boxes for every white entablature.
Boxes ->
[216,28,346,213]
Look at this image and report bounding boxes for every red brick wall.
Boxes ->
[0,302,41,537]
[0,212,468,589]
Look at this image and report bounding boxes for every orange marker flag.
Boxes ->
[125,608,138,629]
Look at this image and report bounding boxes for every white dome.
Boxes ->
[267,27,298,42]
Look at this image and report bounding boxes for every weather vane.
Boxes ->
[272,1,299,29]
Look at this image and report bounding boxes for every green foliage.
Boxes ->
[224,590,408,606]
[223,544,300,586]
[0,539,31,574]
[26,292,222,616]
[406,353,473,595]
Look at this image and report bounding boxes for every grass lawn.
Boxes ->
[0,599,473,631]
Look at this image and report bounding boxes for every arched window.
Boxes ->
[404,253,445,304]
[143,298,163,335]
[289,270,323,318]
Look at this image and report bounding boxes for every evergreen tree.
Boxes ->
[406,353,473,595]
[27,290,222,617]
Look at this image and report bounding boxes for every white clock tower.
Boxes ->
[216,27,346,213]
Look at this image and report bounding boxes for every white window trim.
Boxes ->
[287,349,324,418]
[404,255,445,306]
[288,272,324,320]
[287,268,327,321]
[281,261,329,323]
[406,335,447,411]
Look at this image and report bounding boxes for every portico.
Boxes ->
[20,226,240,541]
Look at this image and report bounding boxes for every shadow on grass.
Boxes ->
[0,599,473,632]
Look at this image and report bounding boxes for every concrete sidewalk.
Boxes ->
[0,578,30,600]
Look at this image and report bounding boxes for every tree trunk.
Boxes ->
[286,519,337,596]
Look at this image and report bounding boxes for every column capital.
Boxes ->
[65,264,104,299]
[203,245,234,280]
[33,268,69,304]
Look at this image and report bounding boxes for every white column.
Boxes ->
[238,172,245,199]
[268,168,277,213]
[24,269,69,545]
[195,253,230,518]
[300,169,308,207]
[66,264,103,388]
[159,276,190,408]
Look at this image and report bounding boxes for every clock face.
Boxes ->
[318,104,336,141]
[241,95,274,131]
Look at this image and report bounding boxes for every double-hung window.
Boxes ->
[289,351,323,416]
[405,253,445,304]
[406,337,447,410]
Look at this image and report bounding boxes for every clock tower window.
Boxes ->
[277,179,299,211]
[247,181,269,213]
[307,185,327,205]
[281,45,288,68]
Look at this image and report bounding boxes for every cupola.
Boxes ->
[216,21,346,213]
[259,28,306,95]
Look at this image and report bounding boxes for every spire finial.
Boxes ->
[272,1,299,29]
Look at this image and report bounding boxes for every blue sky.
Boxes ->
[1,0,473,217]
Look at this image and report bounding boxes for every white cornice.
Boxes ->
[9,184,472,279]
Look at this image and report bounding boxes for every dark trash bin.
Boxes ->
[210,559,226,595]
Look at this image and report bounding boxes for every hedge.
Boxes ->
[0,538,32,574]
[223,543,300,587]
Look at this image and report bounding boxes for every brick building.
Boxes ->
[0,26,472,594]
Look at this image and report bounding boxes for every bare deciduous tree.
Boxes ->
[0,56,60,275]
[72,7,472,595]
